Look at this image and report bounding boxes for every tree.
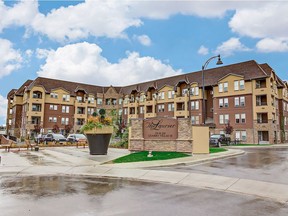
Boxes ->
[224,121,233,136]
[52,124,60,133]
[64,124,72,135]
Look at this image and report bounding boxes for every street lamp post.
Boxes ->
[202,54,223,124]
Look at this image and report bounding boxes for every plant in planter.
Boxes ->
[81,109,113,155]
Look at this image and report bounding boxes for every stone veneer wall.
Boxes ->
[129,118,193,153]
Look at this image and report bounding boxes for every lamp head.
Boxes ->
[216,55,223,65]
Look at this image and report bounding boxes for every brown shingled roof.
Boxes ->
[15,80,34,96]
[28,77,122,96]
[121,60,269,94]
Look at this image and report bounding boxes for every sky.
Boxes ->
[0,0,288,126]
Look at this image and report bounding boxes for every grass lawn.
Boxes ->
[112,151,190,164]
[112,148,228,164]
[209,147,228,154]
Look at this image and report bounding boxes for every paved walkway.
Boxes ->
[1,145,288,203]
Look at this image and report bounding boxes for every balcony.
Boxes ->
[144,113,156,118]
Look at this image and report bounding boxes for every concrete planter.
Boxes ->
[84,126,113,155]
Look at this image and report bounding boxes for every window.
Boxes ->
[168,103,174,111]
[88,97,94,104]
[219,114,229,124]
[139,95,145,102]
[49,105,57,110]
[224,82,228,92]
[76,96,83,102]
[257,113,268,123]
[191,101,199,110]
[234,80,245,91]
[219,98,228,108]
[234,97,239,107]
[283,102,286,111]
[140,106,144,114]
[234,81,239,91]
[118,98,123,105]
[118,109,122,116]
[256,79,266,88]
[219,98,224,108]
[239,80,245,90]
[97,98,103,105]
[124,108,127,115]
[62,94,70,102]
[219,82,228,92]
[49,117,57,123]
[182,88,188,96]
[235,114,246,123]
[191,116,199,124]
[33,91,42,99]
[190,87,199,96]
[168,91,175,99]
[106,99,111,105]
[256,95,267,106]
[32,104,41,112]
[157,104,165,112]
[240,96,245,106]
[235,131,247,141]
[241,114,246,123]
[219,83,223,93]
[158,92,165,100]
[87,108,94,115]
[61,118,69,125]
[62,106,69,113]
[50,92,58,99]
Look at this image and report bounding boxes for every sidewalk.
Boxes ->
[1,146,288,203]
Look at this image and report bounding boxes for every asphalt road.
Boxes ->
[151,148,288,185]
[0,175,287,216]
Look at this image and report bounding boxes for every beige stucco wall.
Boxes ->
[192,126,209,154]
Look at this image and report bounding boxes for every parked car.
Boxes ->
[43,133,66,144]
[209,134,231,147]
[34,134,45,144]
[66,134,87,143]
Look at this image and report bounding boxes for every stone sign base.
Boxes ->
[129,118,193,153]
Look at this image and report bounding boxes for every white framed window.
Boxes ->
[49,105,57,110]
[124,108,127,115]
[239,80,245,90]
[87,108,94,115]
[88,97,94,104]
[191,116,199,124]
[140,106,144,114]
[168,103,174,111]
[241,113,246,123]
[234,81,239,91]
[219,98,224,108]
[234,97,239,107]
[61,118,69,125]
[62,106,69,113]
[118,109,122,116]
[139,95,145,102]
[157,104,165,112]
[97,98,103,105]
[50,92,58,99]
[240,96,245,106]
[224,82,228,92]
[191,101,199,110]
[235,114,240,123]
[235,131,247,141]
[219,114,229,124]
[49,117,57,123]
[182,88,188,96]
[168,90,175,99]
[190,87,199,96]
[224,98,229,107]
[158,92,165,100]
[62,94,70,102]
[219,83,223,93]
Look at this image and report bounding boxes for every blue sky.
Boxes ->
[1,0,288,125]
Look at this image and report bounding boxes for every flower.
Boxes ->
[81,109,112,132]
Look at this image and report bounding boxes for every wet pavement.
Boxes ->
[1,145,288,215]
[151,148,288,185]
[0,175,288,216]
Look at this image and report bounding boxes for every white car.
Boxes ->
[66,134,87,143]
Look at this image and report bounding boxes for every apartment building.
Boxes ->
[6,60,288,144]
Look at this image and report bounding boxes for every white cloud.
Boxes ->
[229,2,288,40]
[0,94,7,125]
[0,0,38,32]
[198,45,209,55]
[37,42,181,86]
[215,37,251,57]
[36,48,51,59]
[0,38,22,78]
[256,38,288,53]
[134,34,152,46]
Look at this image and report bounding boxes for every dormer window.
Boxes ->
[50,92,58,99]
